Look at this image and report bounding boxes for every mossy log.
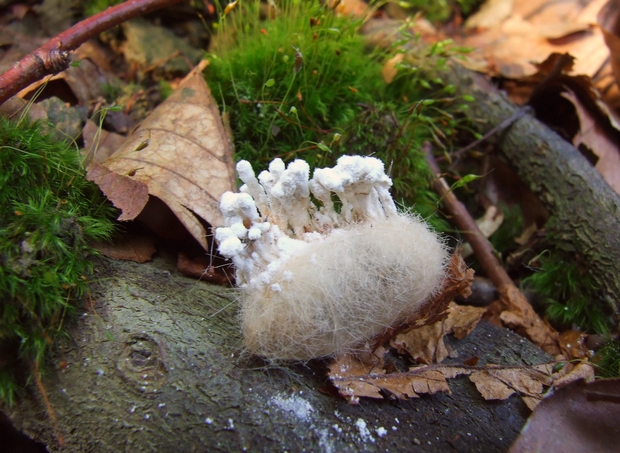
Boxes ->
[441,62,620,315]
[3,256,551,452]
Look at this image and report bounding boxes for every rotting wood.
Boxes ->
[3,257,552,453]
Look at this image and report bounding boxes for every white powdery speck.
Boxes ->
[376,427,387,437]
[318,428,334,453]
[271,394,314,422]
[355,418,375,443]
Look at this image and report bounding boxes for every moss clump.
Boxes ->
[489,203,523,259]
[206,0,468,214]
[0,118,116,406]
[594,340,620,377]
[398,0,483,23]
[522,254,610,335]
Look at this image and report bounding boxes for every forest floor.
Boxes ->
[1,1,620,452]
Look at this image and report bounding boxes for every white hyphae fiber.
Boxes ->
[215,155,448,361]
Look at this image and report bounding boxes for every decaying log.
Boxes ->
[3,257,551,452]
[441,62,620,315]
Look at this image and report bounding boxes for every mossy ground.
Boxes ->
[486,204,618,375]
[0,117,116,406]
[206,0,470,220]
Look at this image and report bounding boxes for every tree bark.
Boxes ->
[441,62,620,314]
[3,256,551,452]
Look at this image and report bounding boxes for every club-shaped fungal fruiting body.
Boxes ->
[215,155,448,361]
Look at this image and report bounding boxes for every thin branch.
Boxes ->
[448,106,532,167]
[0,0,184,106]
[423,141,512,289]
[424,141,560,355]
[33,360,64,448]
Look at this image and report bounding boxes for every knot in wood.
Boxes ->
[116,334,167,394]
[43,49,71,74]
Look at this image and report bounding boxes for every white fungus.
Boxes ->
[215,155,448,360]
[355,418,375,443]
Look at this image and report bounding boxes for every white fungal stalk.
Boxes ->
[215,155,448,360]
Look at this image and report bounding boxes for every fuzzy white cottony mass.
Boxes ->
[215,155,448,360]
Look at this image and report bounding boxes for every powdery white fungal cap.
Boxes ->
[216,156,448,360]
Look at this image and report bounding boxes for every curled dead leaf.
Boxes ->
[397,251,475,335]
[92,233,156,263]
[329,358,456,403]
[86,162,149,221]
[553,362,595,388]
[87,61,236,250]
[469,365,551,402]
[558,330,591,360]
[391,302,486,364]
[498,284,560,355]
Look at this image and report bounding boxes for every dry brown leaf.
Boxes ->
[82,120,127,166]
[509,378,620,453]
[392,321,449,364]
[328,353,581,408]
[329,359,455,402]
[458,0,608,79]
[328,351,387,402]
[469,364,552,409]
[393,251,475,336]
[92,233,156,263]
[464,0,513,30]
[558,330,591,360]
[562,89,620,195]
[450,303,488,339]
[330,358,560,407]
[498,284,560,356]
[329,0,369,17]
[87,162,149,221]
[470,370,517,400]
[462,205,505,258]
[87,60,236,250]
[176,252,233,285]
[391,302,486,364]
[553,362,595,388]
[599,0,620,87]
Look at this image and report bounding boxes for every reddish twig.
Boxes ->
[424,141,560,355]
[33,360,64,448]
[0,0,184,106]
[423,141,511,289]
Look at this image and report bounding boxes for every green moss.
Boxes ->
[82,0,123,17]
[489,203,523,258]
[594,339,620,378]
[398,0,483,23]
[0,118,116,406]
[206,0,468,214]
[522,254,610,335]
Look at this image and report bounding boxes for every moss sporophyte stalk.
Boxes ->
[0,118,115,406]
[206,0,470,218]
